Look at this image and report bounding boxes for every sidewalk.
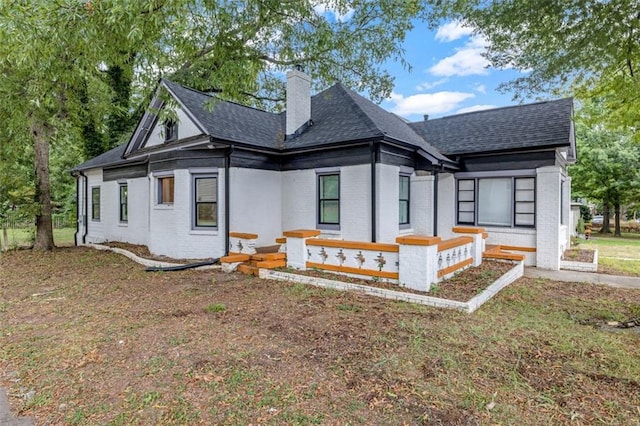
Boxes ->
[524,268,640,289]
[0,388,33,426]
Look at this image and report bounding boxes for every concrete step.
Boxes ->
[254,259,286,269]
[237,264,259,276]
[251,252,286,262]
[221,254,251,263]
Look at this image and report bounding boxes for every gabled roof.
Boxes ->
[286,84,451,164]
[162,80,283,149]
[409,98,574,156]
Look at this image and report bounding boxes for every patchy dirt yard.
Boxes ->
[1,247,640,425]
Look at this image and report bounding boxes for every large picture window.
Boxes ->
[456,176,535,228]
[399,174,410,226]
[91,187,100,221]
[158,176,175,204]
[318,173,340,226]
[119,184,128,222]
[194,176,217,228]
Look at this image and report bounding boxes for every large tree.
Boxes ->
[432,0,640,132]
[570,114,640,236]
[0,0,427,250]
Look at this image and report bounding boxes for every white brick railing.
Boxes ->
[283,228,486,292]
[283,229,399,280]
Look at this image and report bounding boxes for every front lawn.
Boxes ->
[578,234,640,275]
[1,227,75,249]
[1,248,639,424]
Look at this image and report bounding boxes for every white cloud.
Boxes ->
[435,21,474,42]
[313,4,354,22]
[456,104,497,114]
[475,84,486,94]
[415,78,449,92]
[387,91,475,116]
[429,37,490,77]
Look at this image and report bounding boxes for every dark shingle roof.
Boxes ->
[72,143,128,172]
[285,84,449,162]
[409,98,574,156]
[163,80,283,149]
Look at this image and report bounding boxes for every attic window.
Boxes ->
[164,119,177,142]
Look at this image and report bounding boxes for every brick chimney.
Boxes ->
[286,67,311,136]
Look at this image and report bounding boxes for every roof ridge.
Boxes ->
[333,83,384,137]
[423,97,574,122]
[162,79,279,116]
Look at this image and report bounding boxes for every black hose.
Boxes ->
[145,258,219,272]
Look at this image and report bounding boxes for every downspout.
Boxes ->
[433,169,439,237]
[79,171,88,244]
[224,145,234,256]
[74,173,80,246]
[370,141,377,243]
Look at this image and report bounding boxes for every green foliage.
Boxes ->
[432,0,640,131]
[0,1,430,248]
[204,303,226,313]
[579,205,592,223]
[570,106,640,236]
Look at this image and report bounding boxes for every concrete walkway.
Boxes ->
[524,268,640,289]
[0,388,33,426]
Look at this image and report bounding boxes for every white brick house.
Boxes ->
[72,70,576,269]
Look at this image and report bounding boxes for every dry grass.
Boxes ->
[1,247,640,425]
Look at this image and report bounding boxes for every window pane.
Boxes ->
[515,203,535,214]
[196,203,217,226]
[458,201,475,212]
[515,214,535,226]
[458,212,474,223]
[458,191,474,202]
[159,177,174,204]
[320,175,339,198]
[320,200,339,224]
[399,176,410,199]
[120,185,128,221]
[196,178,217,202]
[515,190,534,202]
[92,188,99,203]
[478,178,512,226]
[515,178,534,190]
[459,179,474,191]
[399,200,409,224]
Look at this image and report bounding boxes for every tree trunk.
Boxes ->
[31,121,55,250]
[614,201,622,237]
[1,225,7,251]
[600,201,612,234]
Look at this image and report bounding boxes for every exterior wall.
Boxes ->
[85,169,105,243]
[376,163,400,243]
[535,166,563,269]
[75,175,86,245]
[281,165,373,241]
[148,168,226,259]
[562,176,572,245]
[411,175,434,236]
[146,107,201,148]
[340,164,372,241]
[229,167,282,248]
[281,169,316,231]
[436,173,456,239]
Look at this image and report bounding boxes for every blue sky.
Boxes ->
[378,20,532,122]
